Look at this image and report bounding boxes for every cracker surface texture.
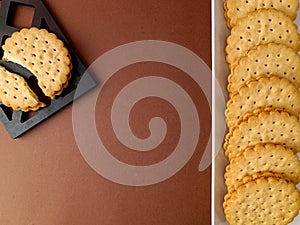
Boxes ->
[0,66,45,111]
[225,143,300,192]
[228,43,300,94]
[224,173,300,225]
[225,0,299,28]
[2,27,72,99]
[226,8,300,69]
[224,109,300,161]
[226,75,300,129]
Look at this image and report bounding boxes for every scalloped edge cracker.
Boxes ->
[2,27,72,99]
[226,75,300,129]
[225,8,300,69]
[0,66,45,111]
[224,172,300,225]
[224,109,300,161]
[225,143,300,192]
[224,0,299,28]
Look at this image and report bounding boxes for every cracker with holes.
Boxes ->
[226,75,300,129]
[228,43,300,95]
[0,66,45,111]
[2,27,72,99]
[224,143,300,192]
[224,0,299,28]
[223,172,300,225]
[224,108,300,161]
[225,8,300,69]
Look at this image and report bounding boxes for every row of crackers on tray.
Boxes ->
[0,27,72,112]
[223,1,300,225]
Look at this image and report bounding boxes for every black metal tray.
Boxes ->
[0,0,97,138]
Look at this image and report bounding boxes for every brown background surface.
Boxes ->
[0,0,211,224]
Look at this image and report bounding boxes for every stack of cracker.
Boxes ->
[0,27,72,112]
[223,1,300,224]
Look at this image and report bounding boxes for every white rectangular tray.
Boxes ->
[211,1,300,224]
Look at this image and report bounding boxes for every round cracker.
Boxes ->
[0,66,45,111]
[224,172,300,225]
[226,75,300,129]
[2,27,72,99]
[225,8,300,69]
[225,0,299,28]
[225,143,300,192]
[228,43,300,94]
[224,108,300,161]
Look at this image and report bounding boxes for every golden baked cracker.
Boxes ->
[228,43,300,94]
[225,171,285,197]
[225,8,300,69]
[223,172,300,225]
[0,66,45,111]
[225,143,300,192]
[225,0,299,28]
[226,75,300,129]
[2,27,72,99]
[224,109,300,161]
[224,1,232,29]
